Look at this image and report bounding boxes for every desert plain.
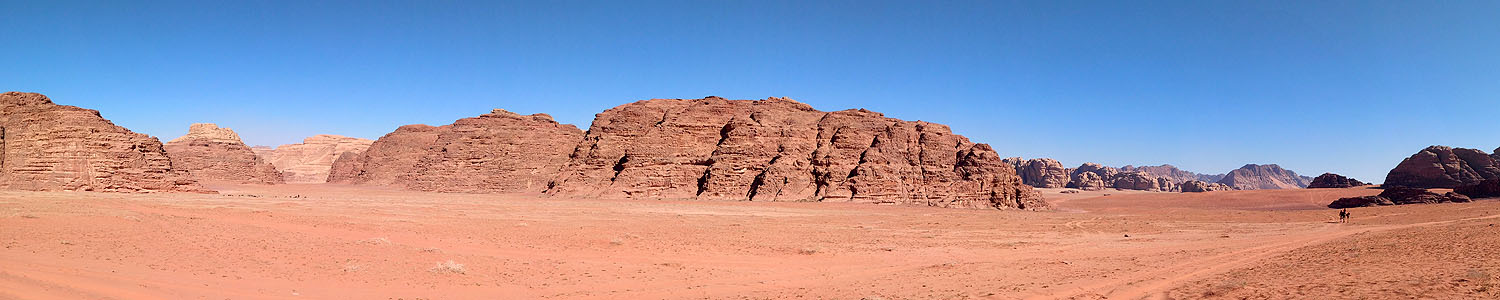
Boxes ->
[3,183,1497,299]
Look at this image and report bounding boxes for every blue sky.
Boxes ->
[3,0,1497,183]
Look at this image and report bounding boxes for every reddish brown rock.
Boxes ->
[0,92,205,192]
[1112,172,1161,191]
[1384,146,1500,188]
[1008,157,1069,188]
[1180,180,1234,193]
[1307,173,1366,188]
[1067,163,1118,191]
[1327,196,1393,208]
[165,123,283,184]
[1377,187,1470,205]
[545,97,1045,210]
[328,124,443,185]
[1455,178,1500,199]
[1215,164,1312,190]
[328,109,583,194]
[256,135,373,183]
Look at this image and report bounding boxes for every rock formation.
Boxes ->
[0,92,204,192]
[1384,146,1500,188]
[255,135,373,183]
[165,123,283,184]
[1006,157,1069,188]
[1180,180,1234,193]
[543,97,1046,210]
[1119,164,1223,183]
[1112,172,1161,191]
[1066,163,1117,191]
[1455,178,1500,199]
[329,109,584,194]
[1378,187,1471,205]
[1214,164,1312,190]
[1328,196,1393,208]
[1307,173,1366,188]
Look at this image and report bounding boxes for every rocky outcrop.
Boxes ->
[1328,196,1393,208]
[165,123,283,184]
[543,97,1046,210]
[1307,173,1366,188]
[1119,164,1223,183]
[1378,187,1471,205]
[1112,172,1161,191]
[1067,163,1117,191]
[1455,178,1500,199]
[328,109,583,194]
[255,135,373,183]
[328,124,443,185]
[1384,146,1500,188]
[1180,180,1234,193]
[1007,157,1069,188]
[1215,164,1312,190]
[0,92,205,192]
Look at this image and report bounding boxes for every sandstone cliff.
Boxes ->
[542,97,1045,210]
[1119,164,1223,183]
[0,92,205,192]
[1214,164,1311,190]
[165,123,283,184]
[328,109,584,193]
[1384,145,1500,188]
[256,135,373,183]
[1005,157,1069,188]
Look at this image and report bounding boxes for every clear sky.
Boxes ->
[4,0,1498,183]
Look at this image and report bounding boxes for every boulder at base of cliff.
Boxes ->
[1455,178,1500,199]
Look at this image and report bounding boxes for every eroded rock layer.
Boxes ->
[256,135,373,183]
[0,92,205,192]
[328,109,584,194]
[165,123,283,184]
[544,97,1045,210]
[1307,173,1366,188]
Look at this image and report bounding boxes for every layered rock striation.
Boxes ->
[165,123,283,184]
[335,97,1047,210]
[255,135,373,183]
[0,92,204,192]
[329,109,583,194]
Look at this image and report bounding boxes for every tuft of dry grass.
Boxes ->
[429,260,466,274]
[797,248,820,255]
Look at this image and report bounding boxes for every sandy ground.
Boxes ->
[2,184,1498,299]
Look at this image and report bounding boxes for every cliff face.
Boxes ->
[0,92,205,192]
[165,123,283,184]
[328,109,584,194]
[1384,146,1500,188]
[256,135,373,183]
[543,97,1045,210]
[332,97,1045,210]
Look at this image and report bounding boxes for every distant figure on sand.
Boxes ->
[1338,209,1349,223]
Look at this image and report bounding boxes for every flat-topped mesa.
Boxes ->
[543,97,1046,210]
[0,92,206,192]
[165,123,283,184]
[328,108,584,193]
[256,134,373,183]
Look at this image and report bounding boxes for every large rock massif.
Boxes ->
[1214,164,1312,190]
[0,92,204,192]
[1307,173,1366,188]
[165,124,283,184]
[334,97,1046,210]
[1384,146,1500,188]
[1120,164,1224,183]
[1179,180,1234,193]
[1006,157,1069,188]
[329,109,584,194]
[254,135,373,183]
